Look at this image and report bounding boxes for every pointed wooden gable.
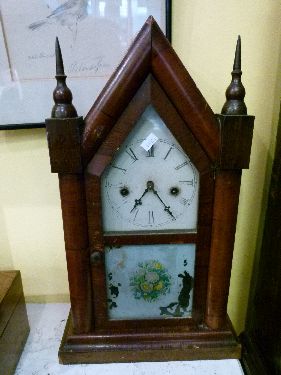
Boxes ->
[82,16,219,165]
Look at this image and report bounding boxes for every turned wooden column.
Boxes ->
[46,39,92,333]
[205,36,254,329]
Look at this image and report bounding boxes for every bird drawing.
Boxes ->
[28,0,89,41]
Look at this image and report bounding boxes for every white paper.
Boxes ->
[0,0,167,124]
[140,133,159,151]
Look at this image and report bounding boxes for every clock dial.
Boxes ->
[101,106,199,232]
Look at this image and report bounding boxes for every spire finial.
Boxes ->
[55,37,65,76]
[233,35,241,71]
[51,38,78,119]
[221,36,247,115]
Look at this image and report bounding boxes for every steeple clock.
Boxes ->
[46,18,254,363]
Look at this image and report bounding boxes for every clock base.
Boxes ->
[59,310,241,364]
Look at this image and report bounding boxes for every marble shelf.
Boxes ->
[15,303,244,375]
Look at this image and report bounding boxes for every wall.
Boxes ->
[1,0,281,333]
[172,0,281,333]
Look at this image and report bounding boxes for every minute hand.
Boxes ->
[152,189,176,220]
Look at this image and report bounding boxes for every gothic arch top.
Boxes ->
[81,16,220,165]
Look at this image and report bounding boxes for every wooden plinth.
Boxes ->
[0,271,30,375]
[59,310,240,364]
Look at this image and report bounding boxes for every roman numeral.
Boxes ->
[179,180,194,186]
[175,161,188,170]
[111,165,127,174]
[164,147,172,160]
[126,147,138,162]
[180,197,189,206]
[148,210,155,224]
[146,145,155,157]
[133,209,139,221]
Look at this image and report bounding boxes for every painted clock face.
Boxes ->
[101,106,199,232]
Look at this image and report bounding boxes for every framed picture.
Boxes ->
[0,0,172,130]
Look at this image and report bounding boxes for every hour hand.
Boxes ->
[130,198,142,213]
[130,189,148,212]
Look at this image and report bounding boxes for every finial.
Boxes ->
[55,36,65,76]
[221,36,247,115]
[51,37,78,119]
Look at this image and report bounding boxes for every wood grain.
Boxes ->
[59,174,92,333]
[44,16,254,363]
[85,75,215,329]
[205,170,242,329]
[59,312,240,363]
[151,20,220,162]
[82,17,220,165]
[0,271,29,375]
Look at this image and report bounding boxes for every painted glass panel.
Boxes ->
[105,244,195,320]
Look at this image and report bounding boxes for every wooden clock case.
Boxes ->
[46,17,254,363]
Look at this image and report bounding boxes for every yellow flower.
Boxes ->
[154,281,163,291]
[154,262,163,269]
[141,282,153,292]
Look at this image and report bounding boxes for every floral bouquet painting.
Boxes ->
[130,260,171,302]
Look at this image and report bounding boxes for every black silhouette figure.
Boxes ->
[160,271,194,317]
[178,271,193,309]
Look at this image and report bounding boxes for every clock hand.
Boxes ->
[147,181,176,220]
[155,192,176,220]
[164,206,176,220]
[130,188,149,213]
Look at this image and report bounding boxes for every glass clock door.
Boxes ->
[100,105,200,321]
[101,105,199,233]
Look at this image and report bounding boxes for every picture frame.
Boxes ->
[0,0,172,130]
